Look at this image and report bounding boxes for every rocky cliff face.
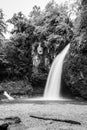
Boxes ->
[63,0,87,99]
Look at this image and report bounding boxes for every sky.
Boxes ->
[0,0,68,20]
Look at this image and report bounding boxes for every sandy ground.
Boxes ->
[0,100,87,130]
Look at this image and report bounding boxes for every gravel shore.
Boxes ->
[0,100,87,130]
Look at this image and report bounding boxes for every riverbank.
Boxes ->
[0,100,87,130]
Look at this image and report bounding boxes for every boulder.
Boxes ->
[0,116,21,130]
[0,123,8,130]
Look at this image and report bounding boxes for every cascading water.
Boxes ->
[3,91,14,100]
[5,44,69,101]
[44,44,70,100]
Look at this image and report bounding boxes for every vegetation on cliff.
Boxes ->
[63,0,87,99]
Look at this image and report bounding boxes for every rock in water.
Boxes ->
[0,116,21,130]
[0,123,8,130]
[63,0,87,99]
[4,116,21,124]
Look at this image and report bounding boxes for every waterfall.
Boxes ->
[3,91,14,100]
[44,44,70,100]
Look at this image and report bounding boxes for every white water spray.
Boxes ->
[3,91,14,100]
[44,44,70,100]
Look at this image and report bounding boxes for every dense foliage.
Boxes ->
[30,2,73,73]
[5,12,35,80]
[0,1,73,81]
[0,1,74,96]
[63,0,87,99]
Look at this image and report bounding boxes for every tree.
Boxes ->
[30,5,41,18]
[7,12,28,34]
[67,0,81,19]
[63,0,87,99]
[0,9,6,39]
[6,12,35,80]
[0,9,8,81]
